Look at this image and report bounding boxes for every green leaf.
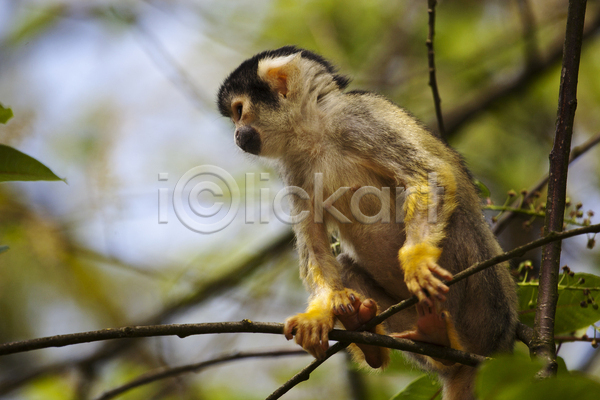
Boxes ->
[515,374,600,400]
[0,144,64,183]
[0,245,9,254]
[0,104,13,124]
[518,272,600,334]
[390,374,442,400]
[476,352,543,400]
[473,179,491,198]
[476,353,600,400]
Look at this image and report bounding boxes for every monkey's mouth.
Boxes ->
[235,126,262,155]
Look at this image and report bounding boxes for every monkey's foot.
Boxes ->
[330,288,360,316]
[392,303,455,366]
[283,289,360,359]
[337,297,388,368]
[399,244,452,307]
[284,310,335,359]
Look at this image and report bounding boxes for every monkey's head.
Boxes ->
[217,46,350,158]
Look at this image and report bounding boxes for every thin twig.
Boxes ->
[95,349,308,400]
[531,0,587,378]
[426,0,445,136]
[265,326,492,400]
[554,336,599,343]
[0,321,280,356]
[264,342,346,400]
[493,132,600,235]
[516,322,534,346]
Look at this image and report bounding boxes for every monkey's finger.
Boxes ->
[306,345,319,359]
[313,344,325,360]
[416,289,433,307]
[321,329,330,353]
[332,304,345,315]
[300,323,315,348]
[308,326,326,359]
[420,270,450,297]
[346,301,355,313]
[414,271,443,300]
[433,288,447,302]
[308,323,320,347]
[430,278,450,298]
[284,320,297,340]
[422,279,447,302]
[417,302,436,317]
[429,264,453,281]
[423,287,444,303]
[407,280,432,307]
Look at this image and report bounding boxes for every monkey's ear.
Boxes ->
[258,53,300,97]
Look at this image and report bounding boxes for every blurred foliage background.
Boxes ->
[1,0,600,399]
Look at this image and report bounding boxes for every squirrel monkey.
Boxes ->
[217,46,518,400]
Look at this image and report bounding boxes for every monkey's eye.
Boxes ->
[235,104,243,120]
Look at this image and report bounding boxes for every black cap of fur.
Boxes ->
[217,46,350,117]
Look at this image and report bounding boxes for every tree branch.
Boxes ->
[426,0,445,136]
[0,321,279,356]
[493,132,600,235]
[0,320,484,367]
[516,321,534,347]
[531,0,587,378]
[554,335,599,343]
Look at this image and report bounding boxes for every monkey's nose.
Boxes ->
[234,125,262,155]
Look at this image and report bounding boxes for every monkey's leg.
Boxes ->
[393,305,477,400]
[336,297,388,368]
